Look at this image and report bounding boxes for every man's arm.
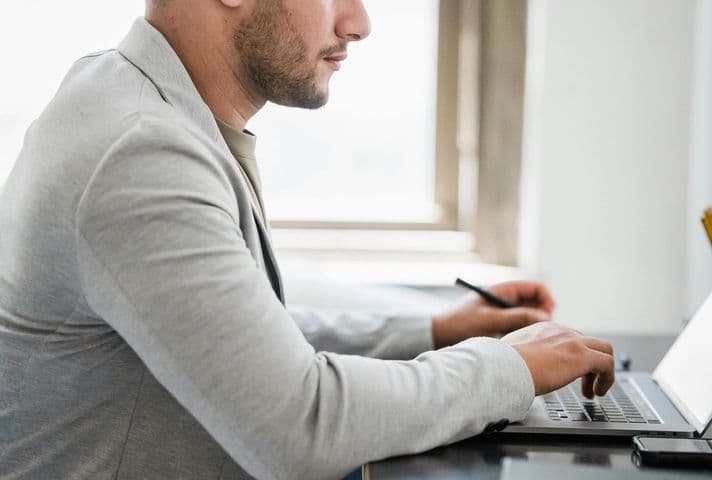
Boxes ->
[287,279,559,359]
[76,117,535,480]
[288,306,434,359]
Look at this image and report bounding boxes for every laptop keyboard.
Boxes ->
[543,378,661,424]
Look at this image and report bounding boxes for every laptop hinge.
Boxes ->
[701,421,712,439]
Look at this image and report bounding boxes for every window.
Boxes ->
[260,0,529,267]
[253,0,460,232]
[251,0,442,227]
[0,1,528,267]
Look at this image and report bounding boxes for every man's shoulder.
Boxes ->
[54,49,180,133]
[64,52,236,201]
[12,48,228,226]
[35,48,216,173]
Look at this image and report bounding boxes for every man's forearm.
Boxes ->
[289,305,434,359]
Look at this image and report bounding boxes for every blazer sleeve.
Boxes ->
[75,116,535,480]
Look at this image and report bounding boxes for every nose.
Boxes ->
[335,0,371,42]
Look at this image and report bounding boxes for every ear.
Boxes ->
[219,0,242,7]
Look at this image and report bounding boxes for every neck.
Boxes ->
[145,12,265,131]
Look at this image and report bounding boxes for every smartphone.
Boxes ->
[633,436,712,468]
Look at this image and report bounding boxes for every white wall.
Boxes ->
[519,0,706,334]
[687,0,712,323]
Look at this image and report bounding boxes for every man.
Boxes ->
[0,1,615,479]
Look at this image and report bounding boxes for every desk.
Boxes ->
[365,334,712,479]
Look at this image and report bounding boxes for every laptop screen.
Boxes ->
[653,291,712,433]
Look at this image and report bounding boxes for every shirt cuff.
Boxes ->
[381,314,435,359]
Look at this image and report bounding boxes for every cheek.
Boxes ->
[284,0,337,55]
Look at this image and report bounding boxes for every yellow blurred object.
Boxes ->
[702,208,712,246]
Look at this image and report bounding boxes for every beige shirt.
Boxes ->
[215,117,269,231]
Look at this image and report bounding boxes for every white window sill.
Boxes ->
[272,228,535,287]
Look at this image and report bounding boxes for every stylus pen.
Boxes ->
[455,277,516,309]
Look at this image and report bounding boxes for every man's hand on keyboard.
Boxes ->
[502,322,615,398]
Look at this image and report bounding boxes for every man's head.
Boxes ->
[147,0,370,110]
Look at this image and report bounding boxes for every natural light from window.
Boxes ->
[0,1,440,228]
[251,0,440,224]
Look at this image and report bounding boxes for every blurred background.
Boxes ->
[1,0,710,335]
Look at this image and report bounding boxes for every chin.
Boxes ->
[300,94,329,110]
[269,77,330,109]
[297,85,330,109]
[276,91,328,110]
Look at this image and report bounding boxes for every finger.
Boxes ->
[594,370,616,397]
[581,336,614,356]
[588,350,616,396]
[491,282,556,313]
[581,373,595,399]
[528,283,556,313]
[496,307,551,331]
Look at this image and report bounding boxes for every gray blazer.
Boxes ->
[0,18,534,480]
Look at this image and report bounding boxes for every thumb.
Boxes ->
[496,307,551,331]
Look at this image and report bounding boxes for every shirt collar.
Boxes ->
[214,117,258,161]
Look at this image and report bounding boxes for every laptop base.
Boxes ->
[501,372,697,438]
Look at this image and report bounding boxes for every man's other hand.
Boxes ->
[502,322,615,398]
[431,281,555,349]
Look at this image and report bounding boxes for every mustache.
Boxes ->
[319,43,348,58]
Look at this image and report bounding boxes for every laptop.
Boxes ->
[501,291,712,438]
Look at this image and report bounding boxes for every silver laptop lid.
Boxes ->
[653,291,712,433]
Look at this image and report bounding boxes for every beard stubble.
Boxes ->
[233,0,329,109]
